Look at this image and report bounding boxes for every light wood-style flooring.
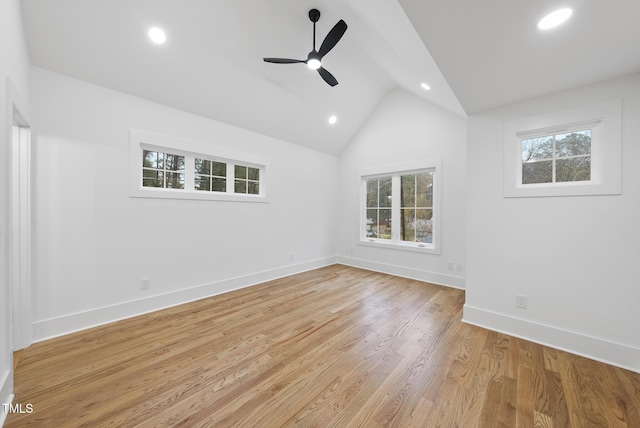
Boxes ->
[7,265,640,427]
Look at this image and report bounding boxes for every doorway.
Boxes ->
[10,107,32,350]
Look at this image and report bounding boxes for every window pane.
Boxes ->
[416,173,433,207]
[401,175,415,207]
[165,154,184,171]
[366,179,378,208]
[212,178,226,192]
[400,208,415,242]
[416,209,433,243]
[195,159,211,175]
[235,179,247,193]
[522,136,553,162]
[143,150,163,169]
[522,160,552,184]
[212,162,227,177]
[166,172,184,189]
[379,177,392,208]
[379,208,392,239]
[195,175,210,191]
[235,165,247,179]
[248,167,259,181]
[248,181,259,195]
[556,130,591,157]
[556,157,591,182]
[142,169,164,187]
[365,209,378,238]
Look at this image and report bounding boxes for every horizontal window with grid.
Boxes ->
[132,131,266,202]
[140,150,263,197]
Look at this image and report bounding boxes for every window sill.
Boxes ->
[359,239,440,254]
[130,187,269,203]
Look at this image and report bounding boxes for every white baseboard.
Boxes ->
[336,256,465,290]
[32,257,337,343]
[1,368,13,426]
[463,304,640,374]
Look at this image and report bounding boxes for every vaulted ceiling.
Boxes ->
[20,0,640,155]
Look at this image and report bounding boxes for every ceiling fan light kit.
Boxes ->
[263,9,347,86]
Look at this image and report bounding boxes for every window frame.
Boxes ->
[517,120,599,187]
[503,98,621,198]
[130,129,268,202]
[359,159,442,254]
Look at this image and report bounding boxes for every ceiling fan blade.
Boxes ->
[318,20,347,58]
[317,67,338,87]
[263,58,305,64]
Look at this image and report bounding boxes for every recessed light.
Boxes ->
[328,115,337,125]
[421,83,431,91]
[537,8,572,30]
[148,27,167,44]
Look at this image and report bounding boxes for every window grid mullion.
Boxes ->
[227,163,235,193]
[391,175,401,242]
[184,156,195,191]
[552,136,557,183]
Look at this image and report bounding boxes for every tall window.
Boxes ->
[361,160,441,254]
[365,177,392,239]
[234,165,260,195]
[400,173,433,243]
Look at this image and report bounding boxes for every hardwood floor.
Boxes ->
[6,265,640,427]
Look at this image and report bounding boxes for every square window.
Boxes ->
[503,98,621,198]
[520,129,592,186]
[142,150,184,189]
[195,159,229,192]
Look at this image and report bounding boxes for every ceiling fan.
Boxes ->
[263,9,347,87]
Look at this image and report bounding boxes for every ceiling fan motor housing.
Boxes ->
[309,9,320,23]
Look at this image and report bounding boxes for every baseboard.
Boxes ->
[336,256,465,289]
[463,304,640,374]
[0,369,13,426]
[32,257,337,343]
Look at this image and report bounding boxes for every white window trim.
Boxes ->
[359,159,442,254]
[129,129,269,202]
[504,98,621,198]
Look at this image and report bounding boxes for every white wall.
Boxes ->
[337,88,467,288]
[1,0,31,421]
[30,67,338,341]
[464,73,640,372]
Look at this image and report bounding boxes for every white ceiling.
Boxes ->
[398,0,640,114]
[19,0,640,154]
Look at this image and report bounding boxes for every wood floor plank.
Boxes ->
[7,265,640,427]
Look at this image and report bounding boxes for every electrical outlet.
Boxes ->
[447,262,454,271]
[140,278,150,290]
[516,294,527,309]
[456,263,464,272]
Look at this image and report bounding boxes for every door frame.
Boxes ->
[7,77,32,350]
